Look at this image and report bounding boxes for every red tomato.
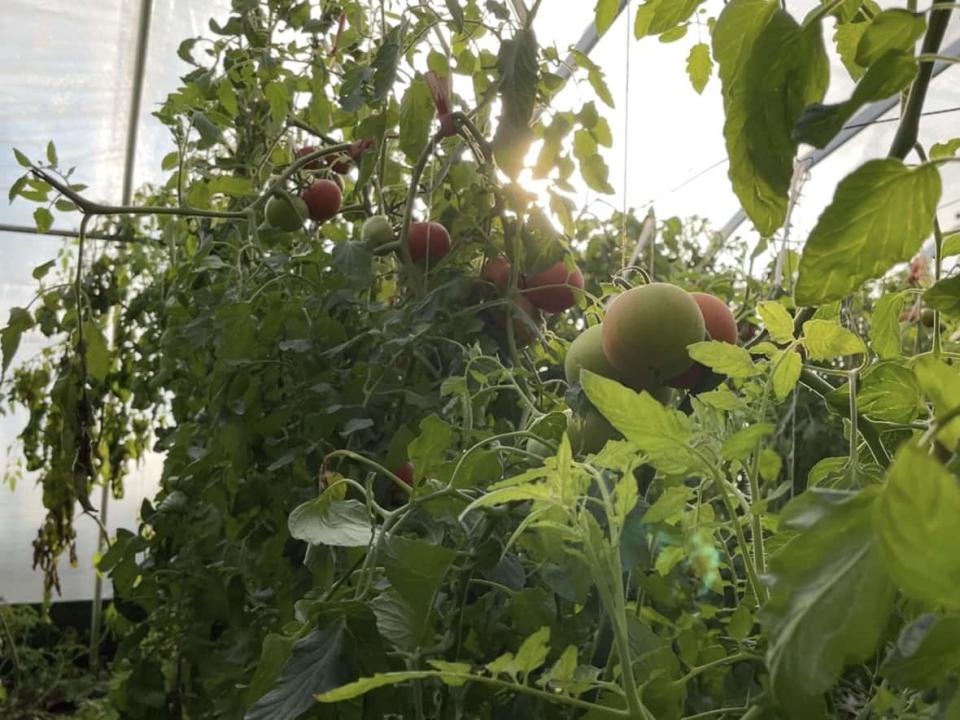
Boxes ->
[666,292,736,390]
[295,146,321,169]
[481,256,513,294]
[300,180,342,222]
[523,261,584,313]
[407,222,451,262]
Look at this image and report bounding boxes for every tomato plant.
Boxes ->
[2,1,959,719]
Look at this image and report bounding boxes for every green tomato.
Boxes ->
[361,215,394,246]
[266,193,307,232]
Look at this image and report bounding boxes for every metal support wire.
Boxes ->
[717,37,960,242]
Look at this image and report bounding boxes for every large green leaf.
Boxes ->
[795,160,941,304]
[714,1,829,236]
[581,370,702,475]
[288,498,375,547]
[245,618,348,720]
[874,445,960,609]
[913,355,960,450]
[793,51,917,148]
[383,535,455,640]
[764,488,896,719]
[826,362,923,424]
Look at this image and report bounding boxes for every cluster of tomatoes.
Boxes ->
[562,283,738,454]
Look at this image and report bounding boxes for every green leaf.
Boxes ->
[372,24,403,100]
[855,9,925,67]
[642,485,693,524]
[246,617,347,719]
[612,471,639,528]
[32,260,55,280]
[493,28,539,178]
[444,0,464,31]
[581,370,702,475]
[795,159,942,305]
[514,626,551,679]
[33,206,53,232]
[875,445,960,609]
[881,614,960,690]
[827,362,923,424]
[757,300,795,343]
[772,349,803,401]
[217,78,238,116]
[688,341,758,379]
[714,1,829,236]
[243,634,295,706]
[398,76,433,162]
[870,293,905,359]
[793,51,917,148]
[595,0,619,34]
[161,151,179,171]
[722,423,774,462]
[931,138,960,160]
[7,175,27,203]
[685,42,712,94]
[46,141,57,166]
[407,414,452,479]
[578,154,615,194]
[0,307,33,377]
[634,0,705,38]
[316,671,438,703]
[914,355,960,450]
[658,24,688,43]
[288,498,374,547]
[13,147,31,167]
[834,21,870,80]
[263,82,291,124]
[207,175,254,196]
[765,488,896,719]
[83,320,111,382]
[801,320,865,360]
[925,275,960,317]
[384,536,455,636]
[191,110,223,148]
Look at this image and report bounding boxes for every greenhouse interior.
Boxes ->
[1,0,959,718]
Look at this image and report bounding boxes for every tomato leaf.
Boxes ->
[881,614,960,690]
[765,488,895,719]
[870,292,905,359]
[924,275,960,317]
[757,300,795,343]
[855,9,925,67]
[714,1,829,236]
[875,445,960,609]
[801,320,865,361]
[795,159,941,305]
[686,42,713,94]
[493,28,539,179]
[793,50,917,148]
[634,0,705,38]
[287,498,375,547]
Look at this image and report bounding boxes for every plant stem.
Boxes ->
[799,368,891,465]
[888,1,954,159]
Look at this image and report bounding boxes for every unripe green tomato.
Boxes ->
[564,325,620,386]
[362,215,394,246]
[266,193,307,231]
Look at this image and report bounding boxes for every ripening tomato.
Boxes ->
[407,221,451,262]
[523,261,584,313]
[301,180,342,222]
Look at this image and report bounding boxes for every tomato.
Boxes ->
[295,145,321,169]
[301,180,342,222]
[394,460,414,486]
[568,408,622,456]
[407,221,451,262]
[361,215,394,246]
[481,256,513,295]
[667,292,737,390]
[524,261,584,313]
[601,282,705,391]
[265,193,308,231]
[564,325,620,385]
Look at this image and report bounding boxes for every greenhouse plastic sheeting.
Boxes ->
[0,0,231,604]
